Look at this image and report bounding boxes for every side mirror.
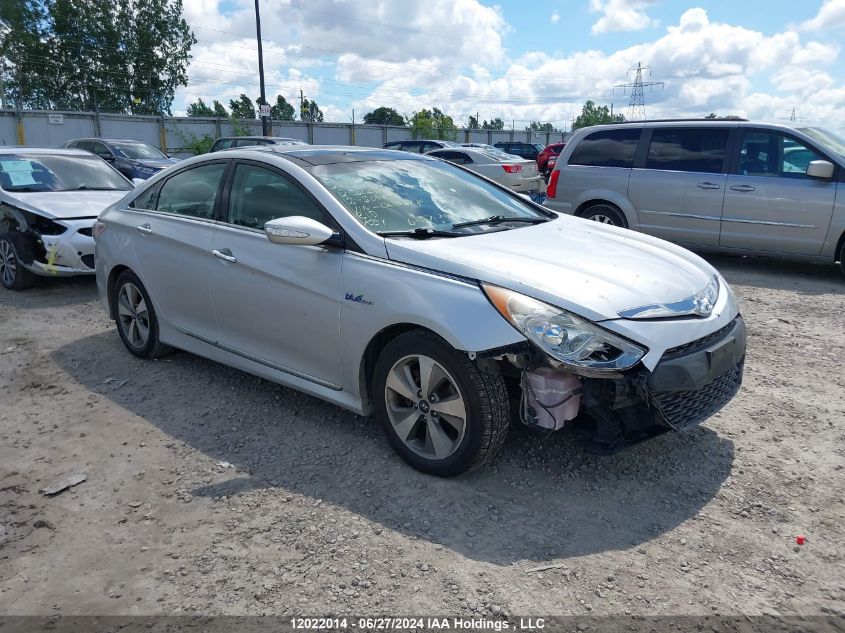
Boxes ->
[265,216,335,246]
[131,178,145,187]
[806,160,834,180]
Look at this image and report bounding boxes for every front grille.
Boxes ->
[664,317,739,358]
[80,254,95,269]
[652,362,743,429]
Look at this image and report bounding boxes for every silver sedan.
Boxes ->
[94,146,744,476]
[426,147,543,195]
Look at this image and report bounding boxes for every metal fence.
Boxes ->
[0,109,568,157]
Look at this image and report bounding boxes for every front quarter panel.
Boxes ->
[340,252,526,404]
[95,205,142,313]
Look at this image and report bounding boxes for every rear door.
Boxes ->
[627,126,730,247]
[720,128,837,255]
[129,161,228,340]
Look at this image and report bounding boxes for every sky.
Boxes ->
[175,0,845,133]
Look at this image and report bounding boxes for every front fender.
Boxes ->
[340,252,525,399]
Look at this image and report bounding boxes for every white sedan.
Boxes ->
[426,147,543,195]
[0,148,133,290]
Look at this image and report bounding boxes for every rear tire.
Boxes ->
[373,329,509,477]
[0,234,37,290]
[112,270,170,359]
[579,203,627,228]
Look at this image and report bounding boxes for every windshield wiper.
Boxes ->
[451,215,548,229]
[72,185,123,191]
[378,227,463,239]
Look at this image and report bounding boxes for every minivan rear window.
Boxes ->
[568,129,640,168]
[646,128,729,173]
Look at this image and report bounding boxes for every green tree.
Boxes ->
[229,93,255,119]
[572,100,624,130]
[527,121,556,132]
[468,114,480,129]
[705,113,744,120]
[482,117,505,130]
[363,106,404,126]
[300,97,323,123]
[270,94,296,120]
[409,107,457,140]
[0,0,195,113]
[212,99,227,116]
[186,98,215,116]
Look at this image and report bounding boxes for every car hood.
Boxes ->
[5,190,130,219]
[134,158,180,169]
[383,215,719,322]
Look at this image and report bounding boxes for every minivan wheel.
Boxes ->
[113,270,170,359]
[0,235,36,290]
[579,204,627,228]
[373,329,509,477]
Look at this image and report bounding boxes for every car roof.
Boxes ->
[0,147,93,156]
[68,138,151,144]
[567,119,817,139]
[216,136,304,142]
[234,145,428,166]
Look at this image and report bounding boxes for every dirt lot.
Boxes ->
[1,254,844,619]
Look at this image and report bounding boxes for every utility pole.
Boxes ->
[615,62,663,121]
[254,0,268,135]
[300,88,304,121]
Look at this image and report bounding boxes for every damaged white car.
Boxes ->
[95,147,745,476]
[0,148,133,290]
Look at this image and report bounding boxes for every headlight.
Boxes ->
[482,283,646,371]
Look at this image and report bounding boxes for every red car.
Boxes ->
[537,142,565,174]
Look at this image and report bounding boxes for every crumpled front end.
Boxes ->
[1,206,96,276]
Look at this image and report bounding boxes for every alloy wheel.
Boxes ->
[384,354,467,461]
[0,240,17,287]
[117,282,150,349]
[587,213,617,225]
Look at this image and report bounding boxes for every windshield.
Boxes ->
[0,154,132,192]
[312,158,547,234]
[110,142,167,160]
[798,127,845,158]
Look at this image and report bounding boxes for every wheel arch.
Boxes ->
[574,198,630,227]
[106,264,132,319]
[835,229,845,265]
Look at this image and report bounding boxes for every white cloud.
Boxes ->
[551,10,560,23]
[590,0,658,35]
[799,0,845,31]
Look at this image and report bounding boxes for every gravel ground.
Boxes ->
[1,254,844,619]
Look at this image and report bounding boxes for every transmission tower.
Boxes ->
[615,62,663,121]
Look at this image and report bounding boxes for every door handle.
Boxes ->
[212,249,237,264]
[136,223,152,234]
[730,184,756,192]
[697,182,721,190]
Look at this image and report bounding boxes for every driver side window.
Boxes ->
[739,131,824,179]
[226,163,326,230]
[156,163,226,219]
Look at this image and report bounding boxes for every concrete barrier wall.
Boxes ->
[0,110,568,155]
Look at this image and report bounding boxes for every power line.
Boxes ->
[615,62,663,121]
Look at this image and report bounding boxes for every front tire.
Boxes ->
[373,329,509,476]
[112,270,169,359]
[579,203,627,228]
[0,234,37,290]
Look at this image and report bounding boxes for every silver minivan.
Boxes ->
[544,120,845,272]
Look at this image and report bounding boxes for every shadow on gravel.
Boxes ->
[0,276,98,309]
[699,253,844,295]
[53,331,734,565]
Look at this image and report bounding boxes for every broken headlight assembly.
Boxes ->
[482,283,645,372]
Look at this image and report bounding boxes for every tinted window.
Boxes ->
[156,163,225,219]
[383,142,401,150]
[430,151,472,165]
[400,142,423,153]
[235,139,260,148]
[76,140,96,153]
[130,183,160,210]
[213,139,234,152]
[227,163,325,229]
[0,154,131,192]
[739,131,824,179]
[646,128,728,173]
[91,142,111,158]
[569,129,640,167]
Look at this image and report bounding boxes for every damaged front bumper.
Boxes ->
[16,218,97,276]
[580,316,746,443]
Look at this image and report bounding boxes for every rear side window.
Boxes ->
[235,139,259,148]
[646,128,729,173]
[212,139,234,152]
[569,129,640,167]
[156,163,226,219]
